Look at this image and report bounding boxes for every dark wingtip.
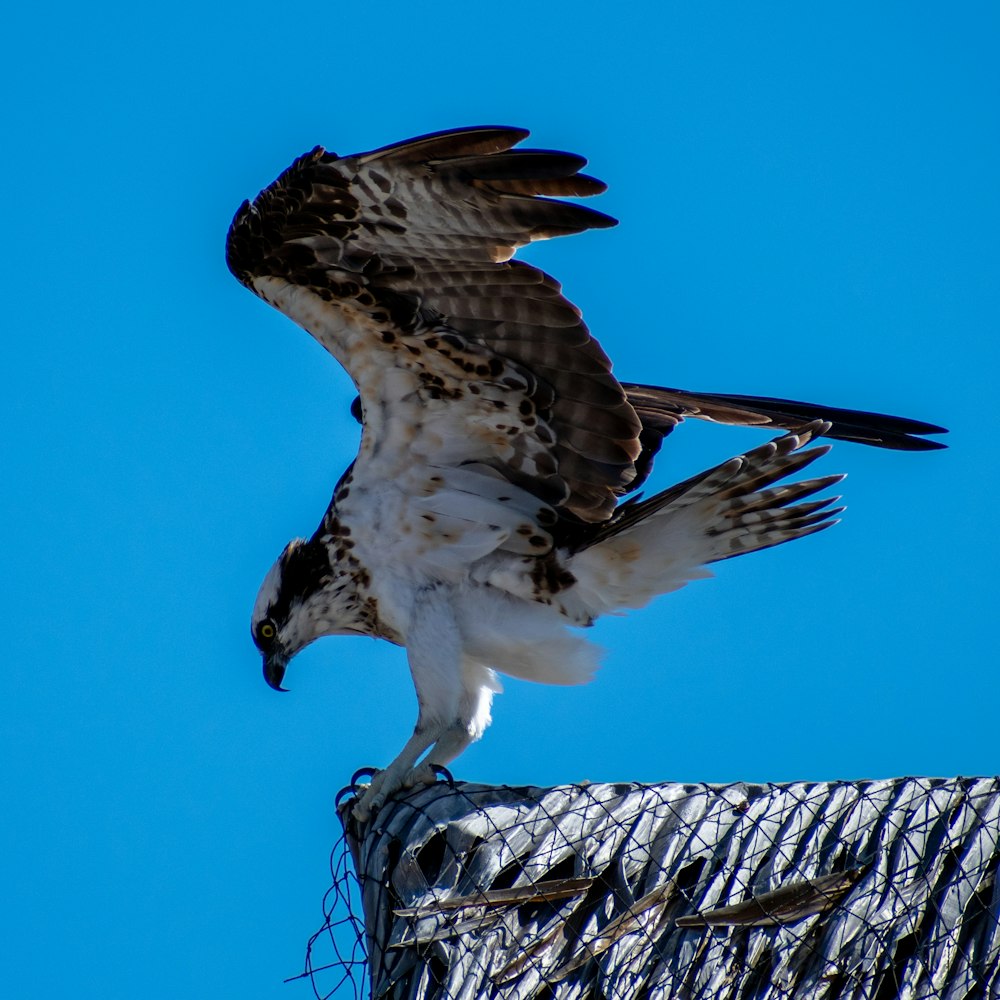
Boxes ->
[860,426,948,451]
[900,436,948,451]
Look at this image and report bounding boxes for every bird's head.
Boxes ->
[251,537,368,691]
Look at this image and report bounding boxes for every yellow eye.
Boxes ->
[259,622,276,641]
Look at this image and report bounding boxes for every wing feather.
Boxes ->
[227,125,946,550]
[227,126,639,522]
[619,382,946,497]
[356,125,530,164]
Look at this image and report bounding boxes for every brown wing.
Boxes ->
[622,383,947,494]
[226,126,640,522]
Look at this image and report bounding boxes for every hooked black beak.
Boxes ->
[263,653,289,692]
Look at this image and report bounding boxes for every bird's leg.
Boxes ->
[396,727,473,794]
[353,584,461,821]
[401,661,499,790]
[353,723,444,821]
[424,727,475,768]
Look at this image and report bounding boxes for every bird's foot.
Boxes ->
[351,769,390,823]
[352,756,416,822]
[401,761,454,790]
[350,762,455,822]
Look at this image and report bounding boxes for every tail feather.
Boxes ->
[564,421,843,616]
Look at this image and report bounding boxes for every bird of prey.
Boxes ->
[226,126,945,819]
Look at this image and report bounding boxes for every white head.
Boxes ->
[251,537,371,690]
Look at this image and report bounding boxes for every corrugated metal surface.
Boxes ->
[330,777,1000,998]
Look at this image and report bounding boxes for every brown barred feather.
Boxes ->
[568,422,835,551]
[228,127,944,528]
[227,126,637,522]
[357,126,531,163]
[479,174,608,198]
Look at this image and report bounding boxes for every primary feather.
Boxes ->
[227,126,945,819]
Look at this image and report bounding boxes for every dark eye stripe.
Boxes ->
[267,539,333,625]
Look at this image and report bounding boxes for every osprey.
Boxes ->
[226,126,945,819]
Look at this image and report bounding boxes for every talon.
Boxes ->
[337,767,382,812]
[432,764,455,787]
[350,766,379,789]
[334,784,359,810]
[352,791,376,823]
[352,767,396,822]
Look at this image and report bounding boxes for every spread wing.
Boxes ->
[226,125,641,524]
[620,383,947,494]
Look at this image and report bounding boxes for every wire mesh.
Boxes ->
[286,825,370,999]
[296,776,1000,999]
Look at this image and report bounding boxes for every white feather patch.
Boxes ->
[455,587,602,686]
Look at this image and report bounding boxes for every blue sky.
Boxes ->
[3,3,997,997]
